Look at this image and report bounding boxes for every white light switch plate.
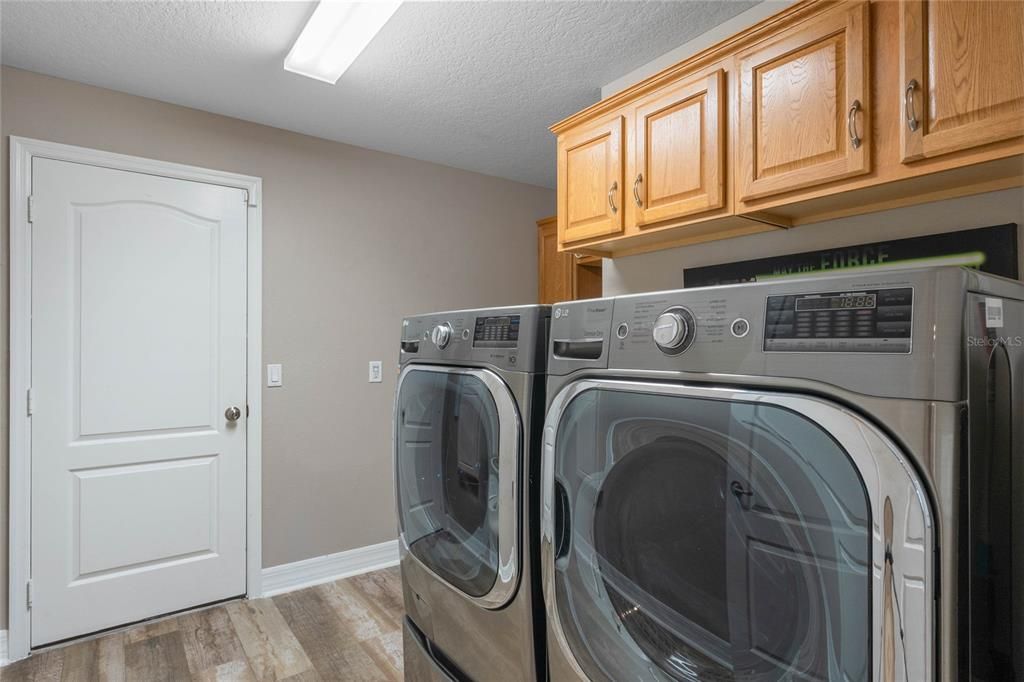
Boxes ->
[267,363,282,387]
[369,361,383,383]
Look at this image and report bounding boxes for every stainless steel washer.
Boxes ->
[541,266,1024,681]
[395,305,549,681]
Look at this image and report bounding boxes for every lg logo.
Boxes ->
[554,307,570,319]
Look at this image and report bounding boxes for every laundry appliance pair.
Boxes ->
[396,266,1024,682]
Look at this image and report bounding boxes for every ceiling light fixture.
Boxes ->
[284,1,402,84]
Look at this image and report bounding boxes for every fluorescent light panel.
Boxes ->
[285,1,402,84]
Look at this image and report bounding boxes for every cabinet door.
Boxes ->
[537,218,572,304]
[900,0,1024,162]
[737,2,870,201]
[633,70,725,226]
[557,116,625,244]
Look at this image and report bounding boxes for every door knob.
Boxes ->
[225,406,242,422]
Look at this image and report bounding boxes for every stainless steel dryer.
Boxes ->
[541,266,1024,681]
[395,305,549,681]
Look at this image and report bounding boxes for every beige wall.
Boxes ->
[0,66,554,628]
[604,188,1024,295]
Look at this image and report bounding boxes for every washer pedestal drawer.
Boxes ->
[403,617,456,682]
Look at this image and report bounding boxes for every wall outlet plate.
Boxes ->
[369,360,383,383]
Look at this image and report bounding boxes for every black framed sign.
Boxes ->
[683,224,1019,288]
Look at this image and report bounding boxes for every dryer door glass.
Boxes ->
[549,387,874,681]
[396,369,507,598]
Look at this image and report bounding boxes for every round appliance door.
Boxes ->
[395,365,521,608]
[542,380,934,681]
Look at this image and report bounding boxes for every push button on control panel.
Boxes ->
[876,305,912,321]
[730,318,750,338]
[877,321,912,336]
[766,310,794,325]
[766,296,795,311]
[878,289,913,306]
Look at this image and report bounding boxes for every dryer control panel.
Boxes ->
[763,287,913,353]
[586,266,980,402]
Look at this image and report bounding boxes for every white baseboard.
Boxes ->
[0,629,8,667]
[261,539,399,598]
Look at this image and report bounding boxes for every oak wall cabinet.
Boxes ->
[550,0,1024,259]
[538,217,603,304]
[633,69,726,225]
[736,1,870,200]
[899,0,1024,162]
[557,116,626,244]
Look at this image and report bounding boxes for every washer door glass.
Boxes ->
[396,369,504,597]
[550,388,872,681]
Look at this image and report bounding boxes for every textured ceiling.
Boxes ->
[1,1,758,187]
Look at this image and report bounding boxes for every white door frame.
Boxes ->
[8,136,264,662]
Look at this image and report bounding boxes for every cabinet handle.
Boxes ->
[607,181,618,214]
[848,99,863,150]
[633,173,643,207]
[905,79,919,132]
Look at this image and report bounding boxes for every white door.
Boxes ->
[30,158,248,646]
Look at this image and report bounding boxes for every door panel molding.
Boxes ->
[8,136,263,663]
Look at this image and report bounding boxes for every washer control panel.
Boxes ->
[400,306,548,373]
[763,287,913,353]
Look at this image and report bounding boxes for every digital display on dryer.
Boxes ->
[795,294,876,311]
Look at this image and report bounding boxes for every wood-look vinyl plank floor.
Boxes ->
[272,588,388,682]
[224,599,314,681]
[2,568,404,682]
[124,631,193,682]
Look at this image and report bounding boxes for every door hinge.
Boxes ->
[27,387,34,416]
[27,196,35,223]
[26,579,32,610]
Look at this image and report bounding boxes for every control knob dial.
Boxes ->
[430,322,453,349]
[652,307,696,354]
